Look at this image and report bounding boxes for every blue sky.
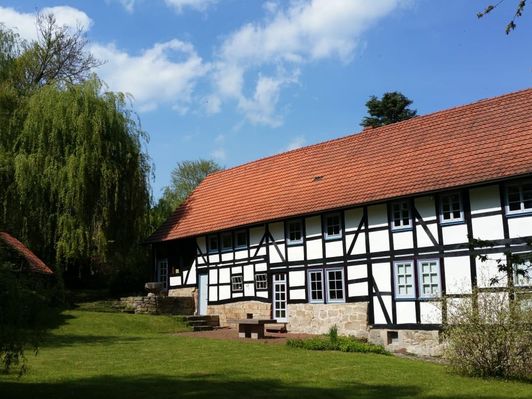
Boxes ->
[1,1,531,201]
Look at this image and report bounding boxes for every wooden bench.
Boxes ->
[237,319,277,339]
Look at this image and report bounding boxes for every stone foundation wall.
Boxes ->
[168,287,195,297]
[368,328,443,357]
[119,296,194,315]
[287,303,368,339]
[207,301,271,327]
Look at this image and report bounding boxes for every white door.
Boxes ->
[273,273,288,322]
[198,273,208,316]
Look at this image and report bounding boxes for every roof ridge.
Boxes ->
[202,87,532,181]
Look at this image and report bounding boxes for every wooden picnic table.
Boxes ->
[237,319,277,339]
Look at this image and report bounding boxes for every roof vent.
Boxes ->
[313,175,324,182]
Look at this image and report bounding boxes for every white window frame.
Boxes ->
[235,230,248,249]
[324,213,342,240]
[286,219,303,245]
[391,201,412,230]
[393,261,415,299]
[506,182,532,215]
[231,275,243,292]
[255,273,268,290]
[208,235,219,254]
[307,269,324,303]
[221,232,233,252]
[439,192,464,224]
[325,268,345,303]
[157,258,168,289]
[417,259,441,299]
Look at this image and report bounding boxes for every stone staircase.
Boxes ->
[182,315,220,331]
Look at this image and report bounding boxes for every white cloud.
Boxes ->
[91,39,209,112]
[119,0,137,13]
[212,0,403,126]
[0,6,92,42]
[165,0,218,13]
[285,135,306,151]
[211,147,226,161]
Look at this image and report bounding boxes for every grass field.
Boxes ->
[0,308,530,399]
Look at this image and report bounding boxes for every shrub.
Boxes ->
[443,291,532,381]
[287,335,388,355]
[328,324,338,344]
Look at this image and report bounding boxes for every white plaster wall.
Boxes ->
[416,223,439,248]
[269,242,285,263]
[186,263,196,285]
[306,239,323,259]
[289,270,305,287]
[508,215,532,238]
[444,256,472,294]
[372,262,391,291]
[169,276,182,286]
[257,291,268,299]
[233,292,243,298]
[350,236,367,255]
[231,266,243,274]
[393,231,414,250]
[269,222,284,241]
[442,224,468,245]
[348,282,367,296]
[471,215,504,240]
[209,286,217,301]
[219,285,231,300]
[209,254,220,263]
[305,216,322,237]
[373,295,392,324]
[255,263,267,272]
[345,208,363,232]
[244,282,255,297]
[290,289,306,300]
[476,252,507,288]
[221,252,233,262]
[219,268,230,284]
[243,265,254,281]
[470,185,501,214]
[347,265,367,280]
[369,230,389,253]
[249,226,265,246]
[287,245,304,262]
[420,302,442,324]
[209,269,218,284]
[415,196,437,221]
[197,236,207,254]
[396,301,416,324]
[235,249,247,260]
[368,204,388,228]
[325,240,343,257]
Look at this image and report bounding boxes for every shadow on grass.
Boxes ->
[0,374,520,399]
[40,334,142,348]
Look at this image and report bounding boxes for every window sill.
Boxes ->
[391,227,413,233]
[324,235,343,241]
[506,209,532,218]
[440,219,465,226]
[286,240,304,247]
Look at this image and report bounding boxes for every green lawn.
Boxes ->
[0,309,530,399]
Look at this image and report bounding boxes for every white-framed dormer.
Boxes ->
[439,192,464,224]
[390,200,412,231]
[324,213,342,240]
[286,219,304,245]
[505,181,532,216]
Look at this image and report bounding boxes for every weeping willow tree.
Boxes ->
[4,78,151,285]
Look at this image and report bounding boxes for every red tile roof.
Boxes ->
[0,232,54,274]
[147,88,532,243]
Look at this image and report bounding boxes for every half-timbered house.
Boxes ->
[146,89,532,355]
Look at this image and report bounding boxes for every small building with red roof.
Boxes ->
[0,232,54,275]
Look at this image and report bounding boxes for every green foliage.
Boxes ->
[443,290,532,380]
[151,159,222,229]
[360,91,417,128]
[327,324,338,343]
[478,1,527,34]
[287,335,388,355]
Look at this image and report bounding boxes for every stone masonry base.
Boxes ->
[367,328,443,357]
[207,301,271,328]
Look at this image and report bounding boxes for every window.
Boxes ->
[307,268,345,303]
[157,258,168,289]
[235,230,247,249]
[506,183,532,214]
[391,201,411,230]
[324,213,342,239]
[326,269,345,303]
[221,232,233,252]
[208,235,219,253]
[440,193,463,223]
[418,260,441,298]
[231,275,243,292]
[394,261,415,298]
[308,270,324,303]
[286,220,303,244]
[255,273,268,290]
